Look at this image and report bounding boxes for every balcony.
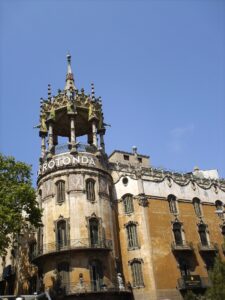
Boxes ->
[198,242,218,252]
[55,143,97,155]
[171,241,194,251]
[31,238,112,260]
[177,276,211,290]
[49,280,132,297]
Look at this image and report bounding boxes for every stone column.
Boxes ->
[99,133,105,152]
[92,120,98,148]
[47,122,54,158]
[70,116,77,154]
[41,134,46,158]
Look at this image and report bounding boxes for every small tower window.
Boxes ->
[193,198,202,217]
[168,194,178,214]
[123,194,134,214]
[126,223,139,249]
[56,181,65,203]
[86,179,95,202]
[215,200,224,219]
[130,259,144,288]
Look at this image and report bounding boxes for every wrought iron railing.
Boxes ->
[48,280,131,295]
[31,238,112,260]
[197,242,218,252]
[54,143,96,155]
[171,241,193,251]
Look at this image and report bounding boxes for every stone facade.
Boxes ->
[0,56,225,300]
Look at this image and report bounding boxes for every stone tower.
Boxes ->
[33,55,131,300]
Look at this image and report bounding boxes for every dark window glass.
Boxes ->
[168,195,178,214]
[198,224,208,246]
[90,260,103,291]
[123,194,134,214]
[89,219,99,246]
[86,179,95,201]
[124,155,129,161]
[57,262,70,287]
[131,261,144,287]
[126,224,139,249]
[179,258,190,277]
[193,198,202,217]
[56,181,65,203]
[173,222,183,245]
[57,220,67,248]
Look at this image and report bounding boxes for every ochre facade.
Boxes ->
[0,56,225,300]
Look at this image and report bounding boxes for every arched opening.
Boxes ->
[90,260,103,291]
[168,194,178,214]
[89,218,99,247]
[57,220,67,249]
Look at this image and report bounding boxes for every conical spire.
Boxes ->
[65,53,76,91]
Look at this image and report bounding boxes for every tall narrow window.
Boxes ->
[123,194,134,214]
[126,223,139,249]
[198,224,208,246]
[168,195,178,214]
[173,222,183,245]
[57,262,70,288]
[130,259,144,287]
[179,258,190,277]
[89,218,99,247]
[193,198,202,217]
[56,181,65,203]
[90,260,103,291]
[215,200,224,219]
[86,179,95,202]
[57,220,67,249]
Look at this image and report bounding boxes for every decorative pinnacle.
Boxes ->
[65,53,76,91]
[48,84,51,100]
[91,82,95,100]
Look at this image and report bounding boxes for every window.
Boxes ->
[86,179,95,202]
[198,224,208,246]
[123,155,129,161]
[173,222,183,246]
[130,259,144,287]
[123,194,134,214]
[138,157,142,163]
[57,262,70,288]
[168,195,178,214]
[57,220,68,249]
[178,258,190,277]
[215,200,224,219]
[90,260,103,291]
[221,225,225,236]
[193,198,202,217]
[126,223,139,249]
[56,181,65,203]
[89,218,99,247]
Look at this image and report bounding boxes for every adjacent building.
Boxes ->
[1,55,225,300]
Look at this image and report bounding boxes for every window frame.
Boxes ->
[126,222,139,250]
[193,198,202,217]
[129,259,144,288]
[168,194,178,215]
[86,178,96,202]
[56,180,66,204]
[123,194,134,214]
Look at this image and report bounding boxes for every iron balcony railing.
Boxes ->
[48,280,131,296]
[31,238,112,260]
[197,242,218,252]
[171,241,194,251]
[177,276,211,290]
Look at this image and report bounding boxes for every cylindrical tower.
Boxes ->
[32,55,131,300]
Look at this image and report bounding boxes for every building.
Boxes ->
[1,55,225,300]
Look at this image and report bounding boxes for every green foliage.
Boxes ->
[206,256,225,300]
[0,153,42,255]
[184,290,197,300]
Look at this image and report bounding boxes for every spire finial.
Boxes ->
[91,82,95,101]
[48,84,51,100]
[65,53,76,91]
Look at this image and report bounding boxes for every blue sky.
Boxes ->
[0,0,225,182]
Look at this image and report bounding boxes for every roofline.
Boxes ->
[108,150,150,159]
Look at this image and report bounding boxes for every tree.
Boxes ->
[0,153,42,255]
[206,256,225,300]
[184,290,197,300]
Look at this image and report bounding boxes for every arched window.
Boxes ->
[126,223,139,249]
[56,181,65,203]
[90,260,103,291]
[130,259,144,287]
[193,198,202,217]
[215,200,224,219]
[173,222,183,246]
[57,262,70,288]
[123,194,134,214]
[86,179,95,202]
[198,224,208,246]
[89,218,99,247]
[168,195,178,214]
[57,220,68,249]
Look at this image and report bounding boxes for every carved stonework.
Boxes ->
[69,174,84,191]
[137,193,149,207]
